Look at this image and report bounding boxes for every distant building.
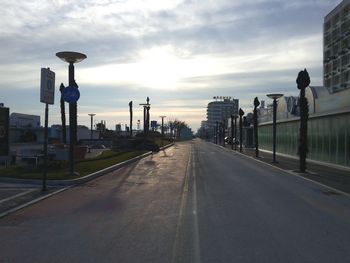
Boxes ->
[206,97,239,129]
[180,126,193,140]
[115,124,122,132]
[258,85,350,123]
[200,120,208,128]
[10,113,40,128]
[324,0,350,93]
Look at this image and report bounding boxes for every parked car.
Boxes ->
[225,137,239,145]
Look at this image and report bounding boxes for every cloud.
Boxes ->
[0,0,339,131]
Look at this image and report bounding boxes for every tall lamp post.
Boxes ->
[266,93,283,163]
[56,51,87,176]
[88,113,95,153]
[139,97,151,137]
[88,114,96,141]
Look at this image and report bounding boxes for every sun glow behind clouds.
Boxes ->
[80,45,229,90]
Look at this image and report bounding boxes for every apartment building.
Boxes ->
[324,0,350,93]
[206,97,239,128]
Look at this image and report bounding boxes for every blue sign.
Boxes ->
[62,86,80,103]
[151,120,157,128]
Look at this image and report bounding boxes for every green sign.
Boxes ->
[0,107,9,156]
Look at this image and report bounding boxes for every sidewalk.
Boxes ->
[223,143,350,195]
[0,143,174,218]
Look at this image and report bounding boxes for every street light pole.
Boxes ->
[56,51,86,176]
[267,93,283,163]
[140,97,151,137]
[88,114,96,141]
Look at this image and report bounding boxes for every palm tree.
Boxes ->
[59,83,66,144]
[296,69,310,173]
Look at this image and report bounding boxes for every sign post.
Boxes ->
[40,68,55,191]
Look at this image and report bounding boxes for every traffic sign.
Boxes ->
[40,68,55,104]
[151,120,157,129]
[62,86,80,103]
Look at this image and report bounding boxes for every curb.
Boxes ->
[0,143,175,187]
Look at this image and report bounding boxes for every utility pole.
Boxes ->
[129,101,133,137]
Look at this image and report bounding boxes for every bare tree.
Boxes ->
[168,119,188,139]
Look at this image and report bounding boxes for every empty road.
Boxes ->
[1,139,350,262]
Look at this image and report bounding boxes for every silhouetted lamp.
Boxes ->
[56,51,87,176]
[267,93,283,163]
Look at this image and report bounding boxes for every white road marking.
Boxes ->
[192,153,201,263]
[0,189,36,205]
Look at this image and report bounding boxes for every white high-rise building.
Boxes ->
[206,97,239,128]
[324,0,350,93]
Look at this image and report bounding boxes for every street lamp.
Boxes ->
[88,114,95,153]
[88,113,96,140]
[139,97,151,137]
[56,51,87,176]
[266,93,283,163]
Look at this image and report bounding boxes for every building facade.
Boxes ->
[10,113,40,128]
[324,0,350,93]
[206,97,239,129]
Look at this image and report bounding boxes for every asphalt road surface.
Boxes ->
[1,139,350,262]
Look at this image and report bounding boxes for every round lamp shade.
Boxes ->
[56,51,87,63]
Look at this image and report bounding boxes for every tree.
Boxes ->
[168,119,188,139]
[253,97,260,157]
[59,83,67,144]
[296,69,310,173]
[129,101,133,137]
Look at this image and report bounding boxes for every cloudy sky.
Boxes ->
[0,0,339,131]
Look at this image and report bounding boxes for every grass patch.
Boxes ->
[0,150,147,180]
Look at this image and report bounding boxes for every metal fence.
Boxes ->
[258,110,350,167]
